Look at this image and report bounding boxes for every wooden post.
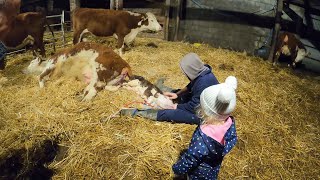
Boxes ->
[174,0,182,41]
[69,0,80,12]
[110,0,123,10]
[47,0,54,12]
[304,0,314,35]
[61,10,66,47]
[164,0,170,40]
[268,0,283,62]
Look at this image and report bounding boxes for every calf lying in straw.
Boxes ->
[119,75,175,109]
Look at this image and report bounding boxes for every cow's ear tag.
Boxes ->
[284,35,288,42]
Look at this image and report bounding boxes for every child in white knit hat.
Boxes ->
[172,76,238,180]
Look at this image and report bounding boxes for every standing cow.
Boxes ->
[1,12,55,57]
[72,8,162,55]
[0,0,21,70]
[273,32,309,68]
[24,42,132,101]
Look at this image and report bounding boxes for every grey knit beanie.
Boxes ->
[179,53,209,81]
[200,76,237,121]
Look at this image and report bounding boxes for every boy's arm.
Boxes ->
[176,84,205,112]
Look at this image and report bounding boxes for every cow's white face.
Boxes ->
[23,57,46,74]
[144,12,162,32]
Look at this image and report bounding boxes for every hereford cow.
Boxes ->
[0,0,21,69]
[0,12,55,57]
[72,8,162,55]
[273,32,309,68]
[0,0,21,39]
[24,42,132,101]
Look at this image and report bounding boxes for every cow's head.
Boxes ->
[139,12,162,32]
[23,57,46,74]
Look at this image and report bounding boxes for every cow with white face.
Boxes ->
[72,8,162,55]
[24,42,132,101]
[274,32,310,68]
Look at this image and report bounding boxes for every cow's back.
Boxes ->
[73,8,119,35]
[72,8,143,37]
[51,42,132,79]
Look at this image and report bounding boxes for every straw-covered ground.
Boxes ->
[0,32,319,179]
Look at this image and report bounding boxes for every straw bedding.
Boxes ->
[0,32,319,179]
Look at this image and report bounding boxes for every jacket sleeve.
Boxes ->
[172,132,208,175]
[176,83,206,112]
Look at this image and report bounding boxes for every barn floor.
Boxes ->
[0,32,319,179]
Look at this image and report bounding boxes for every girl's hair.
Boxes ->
[196,105,227,125]
[196,105,213,125]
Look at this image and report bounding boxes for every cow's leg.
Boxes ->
[81,69,101,101]
[32,37,45,57]
[290,49,298,68]
[273,50,281,66]
[73,30,81,44]
[82,84,97,101]
[39,61,55,88]
[78,29,90,43]
[38,41,46,57]
[116,36,125,56]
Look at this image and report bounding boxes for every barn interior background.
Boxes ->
[19,0,320,73]
[1,0,320,179]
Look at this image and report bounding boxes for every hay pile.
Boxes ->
[0,33,319,179]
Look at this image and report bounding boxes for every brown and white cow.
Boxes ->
[273,32,309,68]
[24,42,132,101]
[72,8,162,55]
[0,12,55,57]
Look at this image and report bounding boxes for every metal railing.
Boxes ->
[46,10,71,47]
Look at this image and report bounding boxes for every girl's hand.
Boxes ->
[163,92,178,100]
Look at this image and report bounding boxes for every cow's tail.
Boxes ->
[44,18,56,52]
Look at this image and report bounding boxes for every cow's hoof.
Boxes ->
[39,81,44,88]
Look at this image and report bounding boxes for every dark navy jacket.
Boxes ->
[0,41,7,70]
[172,117,237,179]
[0,41,6,60]
[177,65,219,113]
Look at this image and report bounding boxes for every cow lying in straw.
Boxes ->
[24,42,132,101]
[24,42,174,107]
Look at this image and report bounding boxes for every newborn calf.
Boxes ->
[122,75,174,109]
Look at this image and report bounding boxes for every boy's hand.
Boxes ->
[163,92,178,100]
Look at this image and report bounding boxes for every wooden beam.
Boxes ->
[284,0,320,16]
[283,3,303,36]
[174,0,182,41]
[69,0,80,12]
[110,0,123,10]
[164,0,170,40]
[304,0,314,31]
[268,0,284,62]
